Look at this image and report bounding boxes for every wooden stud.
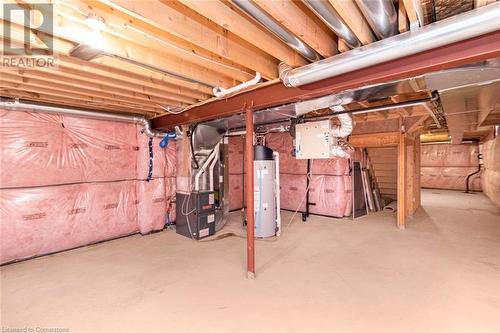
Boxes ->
[397,131,406,229]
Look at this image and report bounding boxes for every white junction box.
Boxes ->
[295,120,332,159]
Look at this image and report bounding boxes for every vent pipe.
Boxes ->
[303,0,361,49]
[0,100,166,138]
[354,0,397,39]
[231,0,322,62]
[280,3,500,87]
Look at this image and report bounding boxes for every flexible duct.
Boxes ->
[303,0,361,49]
[354,0,397,39]
[329,107,353,158]
[330,113,353,138]
[231,0,322,62]
[0,100,166,138]
[280,3,500,87]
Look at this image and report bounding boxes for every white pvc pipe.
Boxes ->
[194,142,220,191]
[213,72,261,98]
[208,144,220,191]
[273,151,281,237]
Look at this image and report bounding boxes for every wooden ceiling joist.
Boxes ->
[2,22,213,99]
[0,80,164,114]
[67,0,255,83]
[0,71,177,112]
[13,69,186,108]
[100,0,283,79]
[327,0,376,45]
[0,88,158,116]
[170,0,307,70]
[251,0,338,57]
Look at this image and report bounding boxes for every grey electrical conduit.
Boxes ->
[279,3,500,87]
[0,100,166,138]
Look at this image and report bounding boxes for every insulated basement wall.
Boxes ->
[0,110,176,264]
[227,136,245,211]
[227,133,353,217]
[266,132,352,218]
[481,136,500,207]
[420,143,481,191]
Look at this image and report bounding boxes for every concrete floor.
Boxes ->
[1,189,500,333]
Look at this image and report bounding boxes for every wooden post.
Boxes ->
[397,131,406,229]
[414,135,421,211]
[245,107,255,278]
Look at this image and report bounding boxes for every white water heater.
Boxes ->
[254,145,281,238]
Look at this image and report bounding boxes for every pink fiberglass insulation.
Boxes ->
[0,180,138,264]
[0,110,138,188]
[137,128,166,179]
[420,166,481,191]
[421,143,480,167]
[228,174,244,211]
[228,136,244,175]
[266,132,292,153]
[309,175,351,217]
[137,178,166,234]
[165,177,176,202]
[482,169,500,207]
[164,140,177,178]
[311,158,349,176]
[481,137,500,206]
[168,203,176,224]
[164,177,176,221]
[280,174,307,212]
[279,152,308,175]
[266,132,307,174]
[420,143,481,191]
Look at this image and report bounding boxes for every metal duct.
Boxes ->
[0,100,166,138]
[280,3,500,87]
[231,0,322,62]
[354,0,397,39]
[303,0,361,49]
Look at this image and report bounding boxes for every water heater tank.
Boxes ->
[254,145,277,238]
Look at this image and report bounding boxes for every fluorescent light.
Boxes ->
[84,13,107,31]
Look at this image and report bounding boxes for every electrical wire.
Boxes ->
[189,125,200,169]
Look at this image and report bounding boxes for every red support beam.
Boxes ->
[152,31,500,129]
[245,107,255,279]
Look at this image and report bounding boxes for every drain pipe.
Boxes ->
[280,3,500,87]
[354,0,397,39]
[0,100,166,137]
[303,0,361,49]
[231,0,322,62]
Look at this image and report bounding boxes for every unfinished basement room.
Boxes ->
[1,0,500,332]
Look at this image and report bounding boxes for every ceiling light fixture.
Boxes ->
[84,13,107,31]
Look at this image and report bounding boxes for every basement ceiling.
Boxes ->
[0,0,494,119]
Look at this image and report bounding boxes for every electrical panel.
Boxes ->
[294,120,332,159]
